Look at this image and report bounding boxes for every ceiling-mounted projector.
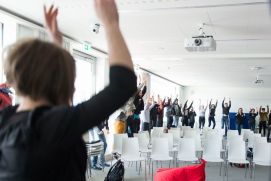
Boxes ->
[184,23,216,52]
[184,35,216,52]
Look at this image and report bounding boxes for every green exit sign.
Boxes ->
[84,43,92,51]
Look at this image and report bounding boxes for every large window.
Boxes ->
[150,75,180,99]
[73,50,96,105]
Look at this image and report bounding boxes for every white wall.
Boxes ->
[183,86,271,128]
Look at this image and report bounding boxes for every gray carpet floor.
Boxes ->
[88,161,271,181]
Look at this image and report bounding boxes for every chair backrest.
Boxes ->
[168,129,180,145]
[253,140,271,166]
[227,130,239,139]
[178,138,196,158]
[203,133,222,158]
[152,138,170,157]
[137,132,150,151]
[161,133,174,150]
[228,137,246,161]
[181,126,192,131]
[113,134,128,154]
[151,127,164,138]
[183,130,196,138]
[122,137,140,158]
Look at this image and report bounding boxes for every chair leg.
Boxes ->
[219,162,222,176]
[245,163,248,178]
[145,160,147,181]
[226,161,229,181]
[136,161,138,171]
[152,161,154,181]
[169,160,171,168]
[139,161,142,175]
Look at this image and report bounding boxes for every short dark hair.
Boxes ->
[4,38,76,105]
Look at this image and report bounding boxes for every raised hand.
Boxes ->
[44,5,63,45]
[94,0,119,28]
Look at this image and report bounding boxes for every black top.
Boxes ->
[268,113,271,126]
[189,111,197,122]
[97,118,109,131]
[222,100,231,115]
[209,101,218,117]
[150,103,159,121]
[0,66,137,181]
[133,85,146,115]
[236,113,245,124]
[249,112,258,122]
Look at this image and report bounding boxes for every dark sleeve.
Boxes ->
[215,101,218,108]
[141,86,147,97]
[188,102,193,110]
[105,118,109,130]
[39,66,136,146]
[222,99,225,108]
[229,101,231,109]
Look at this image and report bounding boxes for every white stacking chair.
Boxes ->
[226,137,250,180]
[227,130,239,139]
[252,140,271,177]
[176,138,198,166]
[121,138,147,180]
[151,138,173,179]
[168,129,180,147]
[151,127,164,139]
[183,129,196,138]
[112,133,128,154]
[160,133,175,152]
[137,132,151,154]
[202,133,224,176]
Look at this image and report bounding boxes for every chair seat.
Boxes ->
[151,155,173,161]
[202,156,224,163]
[228,158,249,164]
[254,160,271,166]
[140,149,151,153]
[177,156,198,162]
[122,156,145,162]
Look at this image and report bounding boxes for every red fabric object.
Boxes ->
[154,159,206,181]
[0,83,12,110]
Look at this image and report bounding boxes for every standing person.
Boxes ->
[248,108,258,132]
[221,98,231,137]
[259,105,269,137]
[141,97,156,132]
[182,100,193,126]
[125,109,135,137]
[133,83,146,133]
[188,107,197,128]
[149,98,159,129]
[91,119,110,170]
[157,95,166,127]
[0,1,137,180]
[208,99,218,129]
[235,108,245,135]
[198,99,208,129]
[114,111,126,134]
[172,98,182,127]
[165,97,174,129]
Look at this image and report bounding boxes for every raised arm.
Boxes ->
[188,101,193,110]
[229,98,231,109]
[259,106,262,113]
[267,105,269,114]
[44,5,63,45]
[209,99,212,109]
[183,100,188,112]
[205,100,208,111]
[222,98,225,108]
[215,100,218,108]
[41,1,137,145]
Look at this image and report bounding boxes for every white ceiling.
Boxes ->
[0,0,271,87]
